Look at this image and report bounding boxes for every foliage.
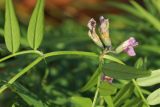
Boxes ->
[0,0,159,107]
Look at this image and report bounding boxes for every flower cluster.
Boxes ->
[87,16,139,83]
[87,16,138,56]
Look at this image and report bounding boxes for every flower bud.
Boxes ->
[99,16,112,48]
[87,18,104,48]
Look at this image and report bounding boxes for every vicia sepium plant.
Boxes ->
[0,0,159,107]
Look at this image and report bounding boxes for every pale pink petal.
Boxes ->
[125,47,136,56]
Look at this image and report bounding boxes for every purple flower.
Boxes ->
[115,37,138,56]
[122,37,138,56]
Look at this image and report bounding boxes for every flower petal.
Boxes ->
[125,47,136,56]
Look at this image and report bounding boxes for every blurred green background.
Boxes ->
[0,0,159,107]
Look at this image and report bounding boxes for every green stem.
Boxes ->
[132,79,150,107]
[92,74,101,107]
[0,51,99,94]
[0,50,43,63]
[0,57,43,94]
[44,51,98,58]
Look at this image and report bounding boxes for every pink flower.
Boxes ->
[122,37,138,56]
[115,37,138,56]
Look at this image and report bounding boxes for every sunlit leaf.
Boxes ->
[4,0,20,53]
[136,69,160,86]
[103,63,151,80]
[70,96,92,107]
[27,0,44,49]
[147,88,160,105]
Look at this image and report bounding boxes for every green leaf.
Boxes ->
[70,96,92,107]
[108,1,143,18]
[130,1,160,31]
[4,0,20,53]
[147,88,160,105]
[27,0,44,49]
[103,63,151,80]
[103,55,125,65]
[122,98,142,107]
[113,82,134,107]
[104,96,114,107]
[99,82,117,96]
[80,64,102,92]
[134,58,143,69]
[11,83,47,107]
[137,69,160,86]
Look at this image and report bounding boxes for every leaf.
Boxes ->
[4,0,20,53]
[27,0,44,49]
[103,55,125,65]
[70,96,92,107]
[108,1,143,18]
[80,64,102,92]
[103,63,151,80]
[11,83,47,107]
[136,69,160,87]
[104,96,114,107]
[134,58,143,69]
[130,1,160,31]
[122,98,142,107]
[99,82,117,96]
[147,88,160,105]
[113,82,134,107]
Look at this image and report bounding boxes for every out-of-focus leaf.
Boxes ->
[152,0,160,12]
[99,82,117,96]
[130,1,160,31]
[140,45,160,54]
[27,0,44,49]
[70,96,92,107]
[11,83,47,107]
[143,0,157,15]
[136,69,160,86]
[113,82,134,107]
[135,58,143,69]
[108,2,143,18]
[104,96,114,107]
[103,63,151,80]
[4,0,20,53]
[147,88,160,105]
[80,64,102,92]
